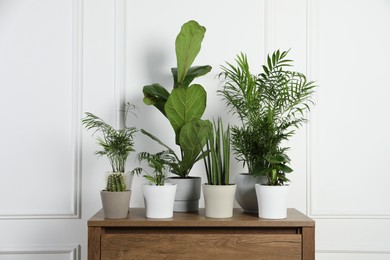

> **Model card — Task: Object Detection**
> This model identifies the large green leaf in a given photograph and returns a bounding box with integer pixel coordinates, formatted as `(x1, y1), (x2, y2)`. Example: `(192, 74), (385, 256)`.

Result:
(143, 84), (170, 116)
(165, 84), (206, 144)
(179, 119), (212, 176)
(172, 65), (212, 88)
(175, 20), (206, 84)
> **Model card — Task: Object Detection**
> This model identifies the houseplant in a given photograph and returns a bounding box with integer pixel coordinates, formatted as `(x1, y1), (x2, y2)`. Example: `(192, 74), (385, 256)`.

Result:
(132, 151), (177, 219)
(82, 103), (137, 219)
(142, 20), (212, 212)
(219, 50), (316, 216)
(218, 53), (268, 212)
(202, 117), (236, 218)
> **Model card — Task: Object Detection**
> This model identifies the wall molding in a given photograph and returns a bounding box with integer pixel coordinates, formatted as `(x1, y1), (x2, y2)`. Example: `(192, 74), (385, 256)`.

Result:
(305, 0), (390, 220)
(0, 245), (79, 260)
(114, 0), (126, 128)
(317, 249), (390, 255)
(0, 0), (83, 220)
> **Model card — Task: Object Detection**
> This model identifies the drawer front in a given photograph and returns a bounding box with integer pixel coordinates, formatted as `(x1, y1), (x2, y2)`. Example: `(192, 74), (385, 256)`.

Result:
(101, 232), (302, 259)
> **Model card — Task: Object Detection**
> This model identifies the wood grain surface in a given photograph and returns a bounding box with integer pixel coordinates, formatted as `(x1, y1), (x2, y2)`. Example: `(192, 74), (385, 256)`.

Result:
(88, 208), (315, 260)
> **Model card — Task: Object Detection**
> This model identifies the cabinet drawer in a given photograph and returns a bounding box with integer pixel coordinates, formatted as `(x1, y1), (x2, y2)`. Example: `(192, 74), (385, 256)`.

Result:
(101, 232), (302, 260)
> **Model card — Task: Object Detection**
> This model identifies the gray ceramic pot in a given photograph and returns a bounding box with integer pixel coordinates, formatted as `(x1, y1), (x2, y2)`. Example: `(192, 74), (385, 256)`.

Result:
(235, 173), (267, 213)
(166, 177), (201, 212)
(100, 190), (131, 219)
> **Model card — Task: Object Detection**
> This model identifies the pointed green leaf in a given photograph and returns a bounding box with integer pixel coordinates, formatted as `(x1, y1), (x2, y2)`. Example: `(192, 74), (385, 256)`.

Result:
(267, 154), (289, 164)
(179, 119), (212, 175)
(171, 65), (212, 88)
(279, 164), (293, 173)
(165, 84), (206, 144)
(143, 84), (170, 116)
(175, 20), (206, 84)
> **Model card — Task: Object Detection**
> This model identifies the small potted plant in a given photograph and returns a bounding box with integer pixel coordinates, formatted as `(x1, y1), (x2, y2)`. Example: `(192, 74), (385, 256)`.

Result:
(82, 103), (137, 219)
(219, 50), (316, 217)
(132, 151), (177, 219)
(142, 20), (212, 212)
(202, 118), (236, 218)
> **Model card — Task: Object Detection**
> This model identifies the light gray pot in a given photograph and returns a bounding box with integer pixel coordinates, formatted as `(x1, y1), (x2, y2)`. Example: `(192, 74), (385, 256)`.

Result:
(166, 177), (201, 212)
(203, 184), (236, 218)
(235, 173), (267, 213)
(100, 190), (131, 219)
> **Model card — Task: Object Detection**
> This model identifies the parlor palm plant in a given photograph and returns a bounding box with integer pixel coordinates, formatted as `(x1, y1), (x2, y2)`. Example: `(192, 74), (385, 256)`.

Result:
(132, 150), (175, 186)
(82, 103), (137, 191)
(219, 50), (316, 186)
(132, 150), (178, 218)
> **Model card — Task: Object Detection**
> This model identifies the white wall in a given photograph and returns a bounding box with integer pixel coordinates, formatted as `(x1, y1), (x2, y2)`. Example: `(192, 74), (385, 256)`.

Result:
(0, 0), (389, 259)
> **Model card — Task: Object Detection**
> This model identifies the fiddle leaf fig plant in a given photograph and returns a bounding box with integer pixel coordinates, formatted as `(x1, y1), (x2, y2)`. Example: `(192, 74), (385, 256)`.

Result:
(142, 20), (212, 178)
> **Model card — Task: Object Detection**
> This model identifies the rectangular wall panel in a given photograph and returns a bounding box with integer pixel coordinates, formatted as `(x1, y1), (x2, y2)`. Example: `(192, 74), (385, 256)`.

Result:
(0, 0), (81, 218)
(0, 246), (78, 260)
(317, 252), (390, 260)
(309, 0), (390, 218)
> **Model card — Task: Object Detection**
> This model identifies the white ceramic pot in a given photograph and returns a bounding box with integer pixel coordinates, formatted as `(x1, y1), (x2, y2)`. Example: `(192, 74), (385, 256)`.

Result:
(255, 184), (290, 219)
(235, 173), (268, 212)
(142, 183), (177, 219)
(203, 184), (236, 218)
(166, 177), (201, 212)
(100, 190), (131, 219)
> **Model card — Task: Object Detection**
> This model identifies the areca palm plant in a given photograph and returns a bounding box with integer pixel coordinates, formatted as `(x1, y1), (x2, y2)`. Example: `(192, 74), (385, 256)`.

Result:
(219, 50), (316, 185)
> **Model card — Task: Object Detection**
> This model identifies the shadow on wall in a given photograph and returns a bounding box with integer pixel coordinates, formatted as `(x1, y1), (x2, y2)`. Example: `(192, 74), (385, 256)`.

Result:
(144, 43), (172, 88)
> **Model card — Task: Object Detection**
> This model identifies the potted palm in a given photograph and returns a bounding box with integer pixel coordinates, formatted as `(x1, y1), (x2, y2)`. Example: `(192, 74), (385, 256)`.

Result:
(219, 50), (316, 216)
(132, 151), (177, 219)
(142, 20), (212, 212)
(202, 118), (236, 218)
(82, 103), (137, 219)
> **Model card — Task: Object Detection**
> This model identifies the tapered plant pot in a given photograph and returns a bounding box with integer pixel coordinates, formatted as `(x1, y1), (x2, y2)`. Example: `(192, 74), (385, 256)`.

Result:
(166, 177), (201, 212)
(142, 183), (177, 219)
(203, 184), (236, 218)
(235, 173), (268, 213)
(255, 184), (290, 219)
(100, 190), (131, 219)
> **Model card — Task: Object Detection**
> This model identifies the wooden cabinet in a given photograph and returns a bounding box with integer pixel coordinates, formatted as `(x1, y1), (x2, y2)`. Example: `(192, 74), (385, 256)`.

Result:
(88, 208), (315, 260)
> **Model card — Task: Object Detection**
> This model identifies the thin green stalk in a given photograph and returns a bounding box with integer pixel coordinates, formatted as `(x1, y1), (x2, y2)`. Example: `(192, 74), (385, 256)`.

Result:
(203, 117), (231, 185)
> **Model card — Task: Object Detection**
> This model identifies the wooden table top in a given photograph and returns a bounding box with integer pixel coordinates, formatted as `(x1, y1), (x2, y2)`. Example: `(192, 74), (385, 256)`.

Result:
(88, 208), (315, 228)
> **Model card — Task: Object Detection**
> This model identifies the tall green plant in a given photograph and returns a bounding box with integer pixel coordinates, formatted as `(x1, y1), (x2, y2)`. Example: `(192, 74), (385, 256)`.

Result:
(203, 118), (231, 185)
(219, 50), (316, 185)
(142, 20), (212, 177)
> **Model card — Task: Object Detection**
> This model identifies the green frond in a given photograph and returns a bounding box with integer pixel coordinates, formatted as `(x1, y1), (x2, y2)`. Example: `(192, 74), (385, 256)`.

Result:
(82, 103), (138, 173)
(219, 50), (316, 185)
